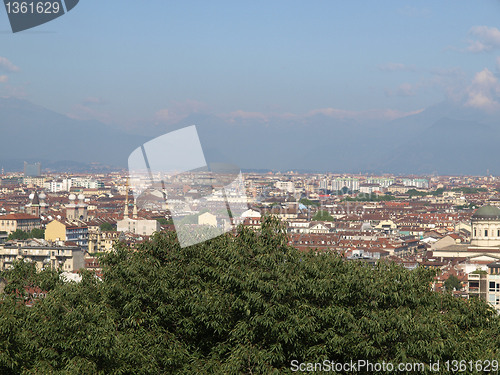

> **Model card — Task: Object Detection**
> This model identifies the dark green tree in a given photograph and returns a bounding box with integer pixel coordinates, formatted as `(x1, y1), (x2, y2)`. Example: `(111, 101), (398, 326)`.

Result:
(7, 229), (30, 241)
(407, 189), (427, 197)
(156, 217), (174, 225)
(443, 274), (462, 291)
(30, 228), (45, 239)
(0, 216), (499, 374)
(312, 209), (335, 221)
(7, 228), (45, 241)
(99, 222), (115, 231)
(299, 198), (320, 207)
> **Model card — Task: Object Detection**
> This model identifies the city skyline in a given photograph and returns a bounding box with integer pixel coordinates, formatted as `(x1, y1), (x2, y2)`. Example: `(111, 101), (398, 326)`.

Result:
(2, 3), (500, 370)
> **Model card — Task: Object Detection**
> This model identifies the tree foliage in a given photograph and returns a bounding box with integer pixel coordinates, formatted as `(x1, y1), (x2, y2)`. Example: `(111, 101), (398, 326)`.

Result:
(99, 222), (115, 231)
(451, 187), (488, 194)
(156, 217), (174, 225)
(0, 216), (499, 373)
(312, 210), (335, 221)
(299, 198), (320, 207)
(443, 274), (462, 291)
(7, 228), (45, 241)
(406, 189), (428, 197)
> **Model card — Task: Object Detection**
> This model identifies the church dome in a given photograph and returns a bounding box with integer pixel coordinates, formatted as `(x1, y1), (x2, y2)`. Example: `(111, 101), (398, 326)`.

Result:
(472, 205), (500, 220)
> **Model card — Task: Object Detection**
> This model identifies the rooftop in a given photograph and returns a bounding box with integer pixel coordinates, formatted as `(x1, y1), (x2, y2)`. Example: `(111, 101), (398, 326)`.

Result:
(472, 205), (500, 220)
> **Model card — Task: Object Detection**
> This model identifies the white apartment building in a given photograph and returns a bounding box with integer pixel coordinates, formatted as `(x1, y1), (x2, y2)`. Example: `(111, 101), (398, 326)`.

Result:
(44, 179), (73, 192)
(275, 181), (295, 193)
(0, 243), (84, 272)
(366, 178), (394, 188)
(331, 178), (359, 192)
(116, 217), (160, 236)
(402, 178), (429, 188)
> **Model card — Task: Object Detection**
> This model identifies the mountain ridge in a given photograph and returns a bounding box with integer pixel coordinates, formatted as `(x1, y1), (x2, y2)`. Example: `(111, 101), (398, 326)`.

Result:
(1, 97), (499, 174)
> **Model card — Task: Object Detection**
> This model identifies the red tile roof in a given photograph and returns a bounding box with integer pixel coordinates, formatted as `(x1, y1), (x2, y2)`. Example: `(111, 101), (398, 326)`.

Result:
(0, 213), (40, 220)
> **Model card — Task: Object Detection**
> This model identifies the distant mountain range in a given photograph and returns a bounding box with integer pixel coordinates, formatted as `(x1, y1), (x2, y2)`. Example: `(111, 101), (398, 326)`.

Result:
(0, 97), (498, 175)
(0, 97), (147, 172)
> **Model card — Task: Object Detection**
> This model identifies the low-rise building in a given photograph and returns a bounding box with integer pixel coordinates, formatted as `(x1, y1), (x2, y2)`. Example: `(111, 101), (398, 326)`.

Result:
(88, 230), (125, 253)
(0, 213), (41, 234)
(45, 220), (89, 249)
(0, 243), (84, 272)
(198, 212), (217, 227)
(116, 217), (160, 236)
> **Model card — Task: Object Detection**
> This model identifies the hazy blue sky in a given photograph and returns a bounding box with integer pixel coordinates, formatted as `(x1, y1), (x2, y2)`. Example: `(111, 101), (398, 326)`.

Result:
(1, 0), (500, 128)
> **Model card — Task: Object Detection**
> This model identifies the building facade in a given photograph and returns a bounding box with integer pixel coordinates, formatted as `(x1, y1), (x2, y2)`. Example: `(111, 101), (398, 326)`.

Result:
(0, 243), (84, 272)
(470, 205), (500, 247)
(45, 220), (89, 249)
(0, 214), (41, 234)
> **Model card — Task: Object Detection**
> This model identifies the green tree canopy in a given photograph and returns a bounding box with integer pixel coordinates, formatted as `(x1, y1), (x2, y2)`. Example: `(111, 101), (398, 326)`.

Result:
(406, 189), (427, 197)
(443, 274), (462, 291)
(451, 187), (488, 194)
(299, 198), (320, 207)
(30, 228), (45, 239)
(7, 229), (30, 241)
(0, 216), (499, 373)
(156, 217), (174, 225)
(312, 209), (335, 221)
(7, 228), (45, 241)
(99, 222), (115, 231)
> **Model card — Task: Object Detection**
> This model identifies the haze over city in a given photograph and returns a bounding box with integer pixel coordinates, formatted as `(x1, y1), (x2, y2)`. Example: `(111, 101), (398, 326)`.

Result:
(1, 1), (500, 174)
(4, 2), (500, 373)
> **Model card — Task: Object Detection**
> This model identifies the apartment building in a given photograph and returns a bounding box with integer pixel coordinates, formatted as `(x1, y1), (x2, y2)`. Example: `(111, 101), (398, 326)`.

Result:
(0, 213), (41, 234)
(0, 243), (84, 272)
(467, 264), (500, 311)
(88, 230), (125, 253)
(45, 220), (89, 249)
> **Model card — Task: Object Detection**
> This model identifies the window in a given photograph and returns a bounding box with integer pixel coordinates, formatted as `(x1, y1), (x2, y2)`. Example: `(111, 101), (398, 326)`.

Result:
(485, 230), (488, 237)
(490, 281), (495, 291)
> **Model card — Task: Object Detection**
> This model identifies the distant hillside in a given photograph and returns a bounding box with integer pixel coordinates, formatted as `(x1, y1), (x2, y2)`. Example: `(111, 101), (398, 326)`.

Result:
(1, 97), (500, 174)
(0, 97), (146, 170)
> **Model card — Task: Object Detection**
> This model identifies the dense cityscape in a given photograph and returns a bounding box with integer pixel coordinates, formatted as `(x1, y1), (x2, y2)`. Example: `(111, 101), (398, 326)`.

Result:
(1, 162), (499, 311)
(3, 1), (500, 372)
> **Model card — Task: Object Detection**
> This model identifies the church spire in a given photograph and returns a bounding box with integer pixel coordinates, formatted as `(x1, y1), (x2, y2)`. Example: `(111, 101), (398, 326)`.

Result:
(133, 197), (138, 219)
(124, 178), (129, 219)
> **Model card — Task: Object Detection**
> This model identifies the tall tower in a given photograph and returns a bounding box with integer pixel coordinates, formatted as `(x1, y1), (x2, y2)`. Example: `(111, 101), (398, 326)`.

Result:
(24, 162), (41, 177)
(124, 179), (129, 219)
(39, 192), (48, 214)
(27, 191), (40, 216)
(77, 194), (88, 221)
(133, 197), (138, 219)
(66, 194), (77, 220)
